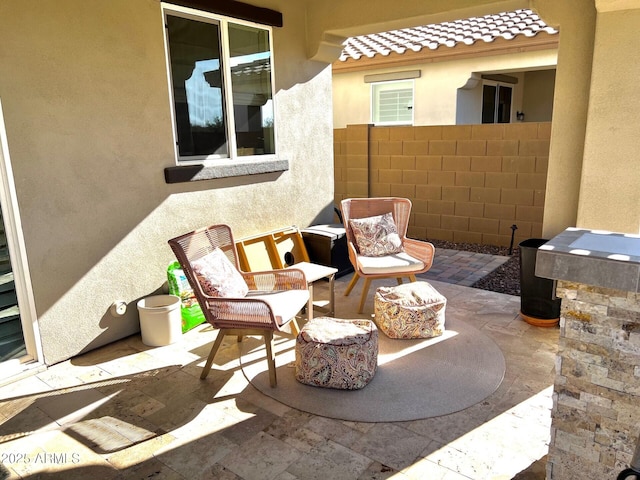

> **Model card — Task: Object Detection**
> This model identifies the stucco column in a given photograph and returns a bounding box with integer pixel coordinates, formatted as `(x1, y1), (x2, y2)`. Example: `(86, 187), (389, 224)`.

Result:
(576, 1), (640, 233)
(532, 0), (596, 238)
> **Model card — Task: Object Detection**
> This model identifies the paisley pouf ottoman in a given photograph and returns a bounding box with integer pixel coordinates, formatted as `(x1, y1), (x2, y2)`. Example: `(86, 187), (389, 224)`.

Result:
(295, 317), (378, 390)
(374, 281), (446, 339)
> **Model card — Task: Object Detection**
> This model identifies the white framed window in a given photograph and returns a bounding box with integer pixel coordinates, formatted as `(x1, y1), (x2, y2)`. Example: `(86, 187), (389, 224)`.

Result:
(371, 80), (414, 125)
(162, 4), (276, 164)
(481, 81), (512, 124)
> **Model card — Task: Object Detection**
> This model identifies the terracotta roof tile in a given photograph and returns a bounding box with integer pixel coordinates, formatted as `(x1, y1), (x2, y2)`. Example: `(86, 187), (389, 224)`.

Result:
(339, 9), (558, 62)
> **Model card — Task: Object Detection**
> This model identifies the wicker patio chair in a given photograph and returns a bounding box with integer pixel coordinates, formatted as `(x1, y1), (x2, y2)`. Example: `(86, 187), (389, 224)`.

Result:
(341, 197), (435, 313)
(168, 224), (309, 387)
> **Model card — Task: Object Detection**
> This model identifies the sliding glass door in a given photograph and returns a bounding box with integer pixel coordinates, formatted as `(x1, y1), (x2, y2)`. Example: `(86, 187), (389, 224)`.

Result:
(0, 99), (41, 381)
(0, 210), (25, 362)
(481, 82), (512, 124)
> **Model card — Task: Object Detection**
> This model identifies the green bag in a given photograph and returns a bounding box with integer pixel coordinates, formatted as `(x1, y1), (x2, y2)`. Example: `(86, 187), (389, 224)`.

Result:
(167, 262), (206, 333)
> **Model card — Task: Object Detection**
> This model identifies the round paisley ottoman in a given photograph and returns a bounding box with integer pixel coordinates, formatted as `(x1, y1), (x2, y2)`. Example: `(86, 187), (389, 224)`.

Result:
(374, 281), (446, 339)
(294, 317), (378, 390)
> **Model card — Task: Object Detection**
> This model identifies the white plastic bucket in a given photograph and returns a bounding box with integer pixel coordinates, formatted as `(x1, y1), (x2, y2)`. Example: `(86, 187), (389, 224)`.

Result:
(137, 294), (182, 346)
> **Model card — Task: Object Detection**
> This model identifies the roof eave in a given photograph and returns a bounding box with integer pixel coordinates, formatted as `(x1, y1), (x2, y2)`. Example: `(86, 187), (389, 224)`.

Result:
(333, 32), (559, 73)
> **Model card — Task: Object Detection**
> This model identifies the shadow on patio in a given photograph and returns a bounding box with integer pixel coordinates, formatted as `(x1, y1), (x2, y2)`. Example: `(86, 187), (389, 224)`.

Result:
(0, 269), (558, 479)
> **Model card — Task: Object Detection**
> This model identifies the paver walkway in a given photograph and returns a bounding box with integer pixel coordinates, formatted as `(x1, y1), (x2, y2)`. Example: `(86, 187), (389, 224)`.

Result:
(420, 248), (512, 287)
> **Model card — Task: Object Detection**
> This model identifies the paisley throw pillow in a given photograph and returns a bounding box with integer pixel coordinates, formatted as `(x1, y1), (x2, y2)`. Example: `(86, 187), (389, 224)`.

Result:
(349, 212), (403, 257)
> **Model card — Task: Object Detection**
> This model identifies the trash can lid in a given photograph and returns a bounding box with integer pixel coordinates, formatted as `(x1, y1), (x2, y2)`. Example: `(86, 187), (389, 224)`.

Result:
(519, 238), (549, 249)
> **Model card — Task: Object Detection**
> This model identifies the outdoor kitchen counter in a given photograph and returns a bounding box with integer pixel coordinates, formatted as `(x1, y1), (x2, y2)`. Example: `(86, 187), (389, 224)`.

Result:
(536, 227), (640, 292)
(536, 227), (640, 479)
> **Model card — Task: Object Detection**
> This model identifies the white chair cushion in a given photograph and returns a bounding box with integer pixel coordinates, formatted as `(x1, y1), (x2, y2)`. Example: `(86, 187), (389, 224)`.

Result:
(246, 289), (309, 325)
(357, 251), (425, 275)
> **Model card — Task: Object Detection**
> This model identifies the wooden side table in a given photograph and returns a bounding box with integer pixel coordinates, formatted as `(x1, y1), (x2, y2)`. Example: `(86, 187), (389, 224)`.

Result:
(289, 262), (338, 321)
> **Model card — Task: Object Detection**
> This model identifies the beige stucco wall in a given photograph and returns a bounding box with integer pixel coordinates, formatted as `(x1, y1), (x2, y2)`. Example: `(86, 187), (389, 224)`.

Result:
(537, 0), (640, 237)
(333, 50), (557, 128)
(533, 0), (596, 239)
(522, 69), (556, 122)
(0, 0), (334, 364)
(577, 6), (640, 233)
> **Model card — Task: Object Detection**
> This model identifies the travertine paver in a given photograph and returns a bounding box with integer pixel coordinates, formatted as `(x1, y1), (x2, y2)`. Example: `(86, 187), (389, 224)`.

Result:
(0, 263), (556, 480)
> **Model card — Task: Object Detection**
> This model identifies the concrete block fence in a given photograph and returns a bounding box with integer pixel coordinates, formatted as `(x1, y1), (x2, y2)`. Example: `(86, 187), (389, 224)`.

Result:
(334, 122), (551, 247)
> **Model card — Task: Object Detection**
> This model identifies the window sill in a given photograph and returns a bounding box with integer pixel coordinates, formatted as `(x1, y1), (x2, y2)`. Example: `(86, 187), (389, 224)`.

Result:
(164, 158), (289, 184)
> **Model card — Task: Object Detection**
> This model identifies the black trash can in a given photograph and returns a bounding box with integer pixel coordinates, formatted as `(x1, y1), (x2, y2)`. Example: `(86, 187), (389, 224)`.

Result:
(519, 238), (561, 326)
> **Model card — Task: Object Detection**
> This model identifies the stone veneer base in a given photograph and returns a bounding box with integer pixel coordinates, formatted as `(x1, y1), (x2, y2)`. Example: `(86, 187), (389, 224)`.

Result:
(546, 281), (640, 479)
(537, 228), (640, 479)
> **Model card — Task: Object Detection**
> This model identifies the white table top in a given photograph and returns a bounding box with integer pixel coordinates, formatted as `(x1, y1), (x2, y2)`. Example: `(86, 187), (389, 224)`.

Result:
(288, 261), (338, 283)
